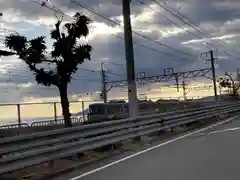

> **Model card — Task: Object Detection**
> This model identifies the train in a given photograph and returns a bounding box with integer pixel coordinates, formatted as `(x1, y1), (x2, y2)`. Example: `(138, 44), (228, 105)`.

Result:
(87, 99), (203, 123)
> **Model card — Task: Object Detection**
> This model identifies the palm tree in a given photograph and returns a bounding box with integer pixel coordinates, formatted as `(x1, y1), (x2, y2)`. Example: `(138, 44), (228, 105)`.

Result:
(0, 50), (15, 56)
(4, 13), (92, 127)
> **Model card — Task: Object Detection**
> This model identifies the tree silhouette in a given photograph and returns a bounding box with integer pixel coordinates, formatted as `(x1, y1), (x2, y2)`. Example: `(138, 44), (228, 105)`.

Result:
(0, 50), (15, 57)
(219, 78), (232, 89)
(219, 77), (240, 97)
(4, 13), (92, 127)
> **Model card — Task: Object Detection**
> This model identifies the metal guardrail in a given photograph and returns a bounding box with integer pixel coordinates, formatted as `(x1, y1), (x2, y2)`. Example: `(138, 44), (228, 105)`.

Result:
(0, 102), (239, 174)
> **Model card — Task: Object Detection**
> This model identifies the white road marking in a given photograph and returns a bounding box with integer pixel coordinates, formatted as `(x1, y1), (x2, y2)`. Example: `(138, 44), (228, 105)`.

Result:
(207, 127), (240, 135)
(70, 116), (238, 180)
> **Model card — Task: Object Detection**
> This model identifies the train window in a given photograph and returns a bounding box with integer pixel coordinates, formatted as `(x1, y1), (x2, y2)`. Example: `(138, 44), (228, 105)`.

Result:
(123, 104), (129, 113)
(89, 104), (106, 115)
(107, 104), (122, 114)
(139, 102), (152, 111)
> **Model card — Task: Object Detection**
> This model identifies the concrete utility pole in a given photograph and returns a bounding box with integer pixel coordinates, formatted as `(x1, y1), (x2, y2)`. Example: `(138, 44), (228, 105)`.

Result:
(122, 0), (139, 117)
(210, 50), (218, 100)
(101, 63), (107, 103)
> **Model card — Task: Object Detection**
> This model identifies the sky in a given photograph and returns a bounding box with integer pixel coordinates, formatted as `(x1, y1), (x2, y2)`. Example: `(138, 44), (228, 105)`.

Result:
(0, 0), (240, 122)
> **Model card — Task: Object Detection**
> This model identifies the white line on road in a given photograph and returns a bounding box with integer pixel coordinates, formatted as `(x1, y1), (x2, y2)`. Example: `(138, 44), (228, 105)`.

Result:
(70, 116), (238, 180)
(207, 127), (240, 135)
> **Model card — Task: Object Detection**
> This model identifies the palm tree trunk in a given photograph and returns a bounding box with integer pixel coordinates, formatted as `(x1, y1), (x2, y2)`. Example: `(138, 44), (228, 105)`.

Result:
(59, 85), (72, 127)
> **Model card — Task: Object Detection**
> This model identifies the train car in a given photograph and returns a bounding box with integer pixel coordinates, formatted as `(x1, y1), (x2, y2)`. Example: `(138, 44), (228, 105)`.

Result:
(87, 102), (128, 123)
(86, 99), (203, 124)
(87, 100), (158, 123)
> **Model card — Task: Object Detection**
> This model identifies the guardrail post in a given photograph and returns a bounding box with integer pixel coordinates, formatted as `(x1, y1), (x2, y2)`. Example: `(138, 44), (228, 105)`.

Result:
(133, 118), (141, 141)
(54, 102), (57, 123)
(48, 145), (55, 168)
(17, 104), (21, 127)
(82, 101), (85, 122)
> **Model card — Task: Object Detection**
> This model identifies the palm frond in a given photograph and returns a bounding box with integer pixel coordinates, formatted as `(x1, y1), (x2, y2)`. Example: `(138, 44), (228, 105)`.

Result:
(74, 44), (92, 63)
(29, 36), (46, 53)
(4, 34), (27, 53)
(35, 68), (59, 86)
(73, 13), (91, 38)
(0, 50), (15, 56)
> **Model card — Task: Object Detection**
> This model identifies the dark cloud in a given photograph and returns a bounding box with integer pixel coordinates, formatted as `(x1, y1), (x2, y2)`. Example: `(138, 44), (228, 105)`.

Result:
(163, 0), (240, 23)
(0, 0), (240, 102)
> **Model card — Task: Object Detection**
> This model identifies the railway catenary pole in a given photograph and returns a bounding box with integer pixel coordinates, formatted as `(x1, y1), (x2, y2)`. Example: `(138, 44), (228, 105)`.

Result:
(101, 63), (108, 103)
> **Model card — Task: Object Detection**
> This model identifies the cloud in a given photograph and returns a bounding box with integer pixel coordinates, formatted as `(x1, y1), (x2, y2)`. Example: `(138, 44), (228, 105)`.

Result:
(0, 0), (240, 104)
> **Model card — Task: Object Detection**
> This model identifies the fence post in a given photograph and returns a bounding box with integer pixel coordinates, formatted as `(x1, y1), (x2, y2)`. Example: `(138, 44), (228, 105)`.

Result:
(82, 101), (85, 122)
(17, 104), (21, 127)
(54, 102), (57, 123)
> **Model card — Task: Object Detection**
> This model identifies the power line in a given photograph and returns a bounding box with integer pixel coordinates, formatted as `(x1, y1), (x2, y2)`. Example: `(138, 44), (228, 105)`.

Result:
(0, 27), (17, 36)
(31, 0), (192, 63)
(103, 0), (236, 63)
(0, 72), (101, 82)
(151, 0), (240, 56)
(71, 0), (195, 58)
(163, 2), (240, 54)
(135, 0), (239, 60)
(0, 60), (101, 80)
(106, 71), (125, 77)
(0, 65), (102, 82)
(4, 72), (101, 81)
(3, 63), (99, 73)
(135, 0), (218, 51)
(32, 0), (72, 19)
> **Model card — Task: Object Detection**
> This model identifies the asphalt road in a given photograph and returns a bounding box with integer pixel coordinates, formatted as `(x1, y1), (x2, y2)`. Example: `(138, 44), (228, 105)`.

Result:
(55, 116), (240, 180)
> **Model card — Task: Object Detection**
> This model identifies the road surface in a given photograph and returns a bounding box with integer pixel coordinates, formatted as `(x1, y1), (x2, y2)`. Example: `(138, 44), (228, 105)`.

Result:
(55, 116), (240, 180)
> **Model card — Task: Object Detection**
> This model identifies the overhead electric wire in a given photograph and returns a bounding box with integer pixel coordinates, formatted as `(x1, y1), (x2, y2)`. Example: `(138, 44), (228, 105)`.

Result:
(2, 65), (101, 78)
(101, 62), (125, 70)
(106, 71), (125, 77)
(135, 0), (238, 60)
(1, 64), (102, 82)
(31, 0), (193, 63)
(162, 2), (240, 54)
(5, 72), (101, 81)
(102, 0), (236, 62)
(151, 0), (240, 56)
(32, 0), (72, 19)
(1, 72), (101, 82)
(71, 0), (195, 58)
(135, 0), (219, 51)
